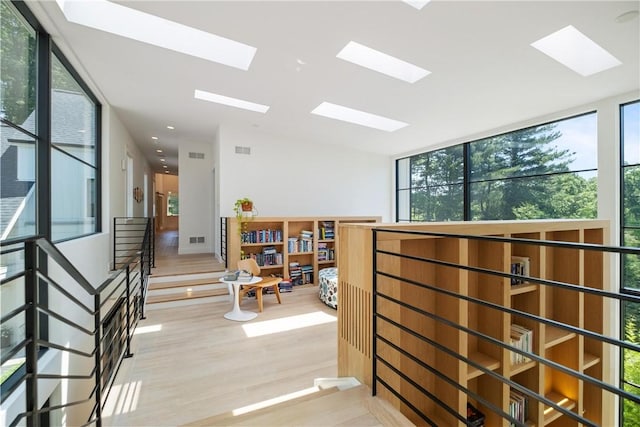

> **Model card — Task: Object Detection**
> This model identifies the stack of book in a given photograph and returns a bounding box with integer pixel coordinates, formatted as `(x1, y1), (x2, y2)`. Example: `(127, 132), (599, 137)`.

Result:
(318, 221), (335, 240)
(318, 243), (329, 261)
(289, 261), (302, 285)
(509, 389), (528, 425)
(510, 324), (533, 365)
(510, 255), (530, 285)
(298, 230), (313, 252)
(278, 280), (293, 293)
(301, 264), (313, 284)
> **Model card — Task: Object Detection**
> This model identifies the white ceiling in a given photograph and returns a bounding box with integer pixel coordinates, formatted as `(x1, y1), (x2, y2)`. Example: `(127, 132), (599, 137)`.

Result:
(30, 1), (640, 174)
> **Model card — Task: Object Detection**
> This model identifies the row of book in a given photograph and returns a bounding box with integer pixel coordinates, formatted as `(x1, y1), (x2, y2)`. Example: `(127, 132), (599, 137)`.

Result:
(318, 221), (335, 240)
(243, 251), (283, 266)
(289, 262), (313, 285)
(241, 229), (283, 244)
(510, 255), (530, 285)
(288, 237), (313, 253)
(510, 323), (533, 365)
(317, 243), (335, 261)
(509, 388), (528, 425)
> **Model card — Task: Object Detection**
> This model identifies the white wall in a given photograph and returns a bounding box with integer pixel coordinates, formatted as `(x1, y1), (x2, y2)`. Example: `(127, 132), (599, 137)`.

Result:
(178, 141), (214, 254)
(218, 125), (391, 219)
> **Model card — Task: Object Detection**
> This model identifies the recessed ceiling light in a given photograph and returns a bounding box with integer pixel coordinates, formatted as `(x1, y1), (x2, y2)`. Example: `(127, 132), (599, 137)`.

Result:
(54, 0), (256, 70)
(167, 125), (175, 130)
(163, 165), (167, 168)
(152, 136), (158, 140)
(156, 149), (163, 153)
(160, 158), (166, 162)
(531, 25), (622, 76)
(337, 41), (430, 83)
(165, 170), (170, 174)
(402, 0), (431, 10)
(310, 102), (408, 132)
(194, 89), (270, 113)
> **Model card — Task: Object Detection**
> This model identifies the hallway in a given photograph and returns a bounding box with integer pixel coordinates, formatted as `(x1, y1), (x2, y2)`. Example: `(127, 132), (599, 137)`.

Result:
(152, 229), (226, 277)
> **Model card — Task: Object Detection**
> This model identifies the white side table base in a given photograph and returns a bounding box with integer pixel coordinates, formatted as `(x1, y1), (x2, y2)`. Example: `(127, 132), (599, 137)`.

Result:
(221, 277), (262, 322)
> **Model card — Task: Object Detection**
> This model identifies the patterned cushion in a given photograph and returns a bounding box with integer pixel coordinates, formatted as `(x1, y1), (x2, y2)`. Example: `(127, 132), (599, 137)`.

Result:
(319, 267), (338, 309)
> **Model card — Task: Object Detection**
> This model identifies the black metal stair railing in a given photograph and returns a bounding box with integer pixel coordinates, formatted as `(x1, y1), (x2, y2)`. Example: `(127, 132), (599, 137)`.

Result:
(0, 219), (153, 427)
(371, 228), (640, 427)
(113, 217), (154, 272)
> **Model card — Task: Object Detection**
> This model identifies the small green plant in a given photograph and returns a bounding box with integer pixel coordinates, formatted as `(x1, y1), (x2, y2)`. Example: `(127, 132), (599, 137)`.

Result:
(233, 198), (255, 235)
(233, 197), (254, 219)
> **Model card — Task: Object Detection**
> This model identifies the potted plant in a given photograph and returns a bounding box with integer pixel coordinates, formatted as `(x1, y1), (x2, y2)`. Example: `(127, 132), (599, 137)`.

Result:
(233, 198), (256, 234)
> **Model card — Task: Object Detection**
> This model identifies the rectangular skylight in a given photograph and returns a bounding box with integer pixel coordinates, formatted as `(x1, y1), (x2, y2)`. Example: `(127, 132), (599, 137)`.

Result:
(337, 41), (430, 83)
(55, 0), (256, 70)
(531, 25), (622, 77)
(402, 0), (431, 10)
(311, 102), (408, 132)
(194, 89), (270, 113)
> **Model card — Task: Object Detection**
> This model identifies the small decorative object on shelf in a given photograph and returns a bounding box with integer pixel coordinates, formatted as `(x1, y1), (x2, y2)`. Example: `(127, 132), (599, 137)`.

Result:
(133, 187), (143, 203)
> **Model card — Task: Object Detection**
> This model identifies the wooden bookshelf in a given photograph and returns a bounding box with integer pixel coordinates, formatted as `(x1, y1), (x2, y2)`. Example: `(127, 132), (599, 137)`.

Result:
(227, 216), (380, 285)
(337, 220), (612, 427)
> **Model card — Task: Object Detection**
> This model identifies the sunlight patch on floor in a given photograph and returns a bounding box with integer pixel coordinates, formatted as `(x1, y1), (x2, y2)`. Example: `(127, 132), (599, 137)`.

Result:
(133, 324), (162, 335)
(102, 380), (142, 416)
(232, 386), (320, 416)
(242, 311), (336, 337)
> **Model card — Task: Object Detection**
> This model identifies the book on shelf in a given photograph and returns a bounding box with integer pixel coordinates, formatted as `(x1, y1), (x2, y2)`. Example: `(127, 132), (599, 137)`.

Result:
(510, 323), (533, 365)
(289, 261), (303, 285)
(467, 402), (485, 427)
(241, 229), (283, 244)
(510, 255), (530, 285)
(509, 388), (528, 425)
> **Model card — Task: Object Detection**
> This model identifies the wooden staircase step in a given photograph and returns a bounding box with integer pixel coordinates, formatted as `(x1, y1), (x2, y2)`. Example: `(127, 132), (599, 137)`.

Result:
(148, 277), (225, 291)
(182, 386), (340, 427)
(146, 287), (229, 304)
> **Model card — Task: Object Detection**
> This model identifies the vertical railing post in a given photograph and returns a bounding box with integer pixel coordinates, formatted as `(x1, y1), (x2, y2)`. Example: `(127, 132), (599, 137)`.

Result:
(124, 265), (133, 358)
(93, 294), (103, 427)
(371, 229), (378, 397)
(24, 240), (39, 427)
(151, 217), (155, 268)
(112, 217), (116, 271)
(140, 254), (146, 321)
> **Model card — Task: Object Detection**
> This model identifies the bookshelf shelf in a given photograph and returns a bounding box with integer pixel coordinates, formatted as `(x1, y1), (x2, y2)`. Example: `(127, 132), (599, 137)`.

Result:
(467, 351), (501, 380)
(288, 251), (314, 256)
(511, 283), (537, 296)
(241, 242), (283, 247)
(543, 391), (576, 425)
(583, 352), (601, 370)
(544, 326), (576, 349)
(510, 360), (537, 376)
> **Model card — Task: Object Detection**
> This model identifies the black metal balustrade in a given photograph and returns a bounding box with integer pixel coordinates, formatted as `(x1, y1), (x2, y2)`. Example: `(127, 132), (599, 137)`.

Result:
(1, 218), (153, 427)
(113, 217), (154, 272)
(371, 228), (640, 427)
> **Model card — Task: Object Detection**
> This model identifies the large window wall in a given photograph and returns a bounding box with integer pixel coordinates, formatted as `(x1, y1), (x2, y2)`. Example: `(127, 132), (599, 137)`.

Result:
(396, 112), (597, 222)
(0, 0), (101, 243)
(621, 100), (640, 426)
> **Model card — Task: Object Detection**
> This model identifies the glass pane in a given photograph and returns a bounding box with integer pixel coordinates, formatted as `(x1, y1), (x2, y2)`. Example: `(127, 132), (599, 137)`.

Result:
(623, 229), (640, 291)
(623, 301), (640, 426)
(0, 1), (36, 132)
(470, 172), (597, 220)
(623, 101), (640, 166)
(397, 189), (410, 221)
(51, 150), (97, 241)
(0, 132), (36, 240)
(51, 55), (97, 166)
(411, 184), (463, 222)
(470, 113), (597, 181)
(624, 166), (640, 227)
(411, 145), (463, 189)
(167, 192), (179, 216)
(397, 157), (410, 190)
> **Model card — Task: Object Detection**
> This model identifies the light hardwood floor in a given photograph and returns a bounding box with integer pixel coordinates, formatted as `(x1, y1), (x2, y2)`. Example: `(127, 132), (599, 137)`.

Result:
(103, 286), (339, 426)
(152, 229), (226, 276)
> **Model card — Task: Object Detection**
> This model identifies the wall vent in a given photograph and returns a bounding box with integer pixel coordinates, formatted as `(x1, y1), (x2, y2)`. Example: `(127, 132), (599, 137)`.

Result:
(197, 236), (205, 243)
(188, 152), (205, 159)
(189, 237), (197, 244)
(235, 146), (251, 155)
